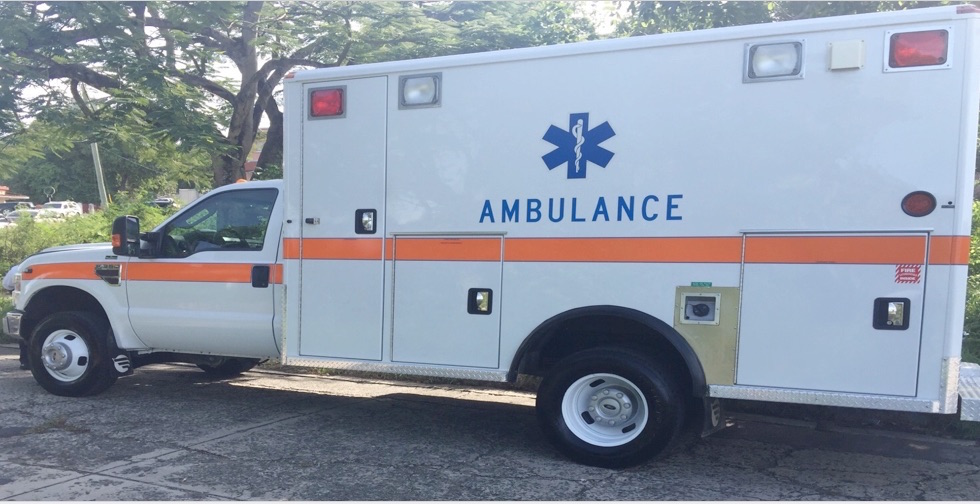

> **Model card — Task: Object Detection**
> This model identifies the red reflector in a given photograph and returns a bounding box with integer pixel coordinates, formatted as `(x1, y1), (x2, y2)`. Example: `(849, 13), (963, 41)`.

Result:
(901, 191), (937, 217)
(310, 88), (344, 117)
(889, 30), (948, 68)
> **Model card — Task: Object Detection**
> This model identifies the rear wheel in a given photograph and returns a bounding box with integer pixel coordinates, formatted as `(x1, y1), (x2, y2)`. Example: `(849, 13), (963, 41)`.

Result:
(29, 312), (117, 397)
(196, 358), (259, 378)
(536, 347), (685, 468)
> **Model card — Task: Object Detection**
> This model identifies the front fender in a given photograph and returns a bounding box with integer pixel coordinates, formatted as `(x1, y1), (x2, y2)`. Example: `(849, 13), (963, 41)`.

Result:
(19, 264), (144, 350)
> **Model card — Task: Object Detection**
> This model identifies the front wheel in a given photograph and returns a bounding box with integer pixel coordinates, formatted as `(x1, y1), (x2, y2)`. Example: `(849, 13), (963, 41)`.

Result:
(29, 312), (117, 397)
(536, 347), (686, 468)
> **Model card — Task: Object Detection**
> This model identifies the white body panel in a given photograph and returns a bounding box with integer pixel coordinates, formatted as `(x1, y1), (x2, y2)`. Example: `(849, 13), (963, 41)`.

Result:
(296, 76), (387, 360)
(125, 261), (279, 357)
(390, 238), (503, 368)
(737, 233), (928, 396)
(125, 181), (283, 358)
(280, 6), (980, 411)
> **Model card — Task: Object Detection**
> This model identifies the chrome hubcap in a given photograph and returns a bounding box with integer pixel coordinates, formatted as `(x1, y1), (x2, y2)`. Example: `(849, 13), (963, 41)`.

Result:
(42, 341), (72, 371)
(562, 373), (649, 447)
(40, 330), (90, 383)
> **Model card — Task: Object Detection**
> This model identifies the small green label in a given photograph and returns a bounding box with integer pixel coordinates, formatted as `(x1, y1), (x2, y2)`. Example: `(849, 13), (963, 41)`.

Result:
(690, 282), (713, 287)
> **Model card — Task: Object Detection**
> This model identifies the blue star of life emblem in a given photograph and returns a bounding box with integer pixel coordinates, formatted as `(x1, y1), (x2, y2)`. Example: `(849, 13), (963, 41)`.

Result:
(542, 112), (615, 179)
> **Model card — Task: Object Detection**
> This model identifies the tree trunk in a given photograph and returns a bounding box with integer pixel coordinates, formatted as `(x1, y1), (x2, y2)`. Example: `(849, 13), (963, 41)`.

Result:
(212, 1), (264, 187)
(211, 148), (244, 187)
(255, 96), (283, 175)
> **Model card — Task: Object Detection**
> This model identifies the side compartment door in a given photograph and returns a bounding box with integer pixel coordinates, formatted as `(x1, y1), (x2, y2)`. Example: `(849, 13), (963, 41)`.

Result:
(126, 187), (281, 357)
(391, 236), (503, 369)
(297, 77), (387, 360)
(736, 232), (927, 396)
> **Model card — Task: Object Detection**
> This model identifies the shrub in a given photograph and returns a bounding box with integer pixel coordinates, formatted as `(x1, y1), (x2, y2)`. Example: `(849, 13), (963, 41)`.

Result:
(0, 194), (174, 275)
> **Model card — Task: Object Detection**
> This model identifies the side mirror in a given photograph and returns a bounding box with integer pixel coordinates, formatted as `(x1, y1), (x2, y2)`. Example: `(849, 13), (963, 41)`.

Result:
(111, 216), (140, 256)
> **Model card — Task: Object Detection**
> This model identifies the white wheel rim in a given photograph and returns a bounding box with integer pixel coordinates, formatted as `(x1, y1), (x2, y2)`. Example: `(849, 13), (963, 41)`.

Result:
(40, 330), (91, 383)
(561, 373), (649, 447)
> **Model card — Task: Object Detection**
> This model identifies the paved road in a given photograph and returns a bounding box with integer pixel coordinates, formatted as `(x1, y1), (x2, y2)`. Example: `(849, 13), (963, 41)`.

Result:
(1, 344), (979, 500)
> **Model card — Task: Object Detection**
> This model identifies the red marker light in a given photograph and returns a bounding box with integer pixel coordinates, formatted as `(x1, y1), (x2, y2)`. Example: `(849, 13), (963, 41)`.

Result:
(310, 88), (344, 117)
(889, 30), (948, 68)
(901, 191), (937, 217)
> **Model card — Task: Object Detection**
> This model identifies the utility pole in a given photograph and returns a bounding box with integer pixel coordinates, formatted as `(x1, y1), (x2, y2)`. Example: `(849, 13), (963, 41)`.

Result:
(90, 143), (109, 208)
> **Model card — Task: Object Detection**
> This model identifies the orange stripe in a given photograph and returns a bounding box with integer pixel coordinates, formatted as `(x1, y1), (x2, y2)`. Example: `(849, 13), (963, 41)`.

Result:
(395, 238), (501, 262)
(16, 236), (971, 287)
(744, 236), (927, 265)
(126, 263), (255, 283)
(928, 235), (971, 265)
(21, 262), (285, 284)
(283, 238), (301, 259)
(505, 237), (743, 263)
(282, 235), (970, 265)
(284, 238), (383, 260)
(21, 263), (102, 281)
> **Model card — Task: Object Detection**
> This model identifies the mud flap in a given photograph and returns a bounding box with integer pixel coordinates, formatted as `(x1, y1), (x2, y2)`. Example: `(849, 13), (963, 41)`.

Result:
(700, 398), (726, 437)
(111, 354), (134, 376)
(104, 332), (134, 377)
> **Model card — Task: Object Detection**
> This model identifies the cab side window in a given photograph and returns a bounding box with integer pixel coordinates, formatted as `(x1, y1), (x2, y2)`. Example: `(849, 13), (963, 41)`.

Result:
(159, 188), (278, 258)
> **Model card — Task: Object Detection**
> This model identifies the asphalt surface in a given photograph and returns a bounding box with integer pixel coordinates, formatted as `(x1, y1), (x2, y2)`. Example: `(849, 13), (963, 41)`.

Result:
(2, 343), (980, 500)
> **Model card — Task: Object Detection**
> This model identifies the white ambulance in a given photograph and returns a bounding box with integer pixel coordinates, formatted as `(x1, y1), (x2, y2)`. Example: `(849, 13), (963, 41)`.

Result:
(5, 5), (980, 468)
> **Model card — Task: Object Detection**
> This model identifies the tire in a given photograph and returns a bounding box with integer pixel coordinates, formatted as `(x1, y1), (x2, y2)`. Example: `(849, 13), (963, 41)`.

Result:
(29, 311), (117, 397)
(196, 358), (258, 378)
(536, 347), (686, 468)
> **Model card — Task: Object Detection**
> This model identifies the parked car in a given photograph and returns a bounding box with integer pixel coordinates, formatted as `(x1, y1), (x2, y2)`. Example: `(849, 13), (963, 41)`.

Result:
(37, 201), (82, 218)
(150, 197), (176, 208)
(0, 202), (35, 215)
(3, 209), (39, 221)
(0, 209), (38, 227)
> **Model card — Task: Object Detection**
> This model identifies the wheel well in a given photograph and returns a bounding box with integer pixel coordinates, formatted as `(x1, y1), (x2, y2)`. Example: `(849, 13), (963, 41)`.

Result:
(21, 287), (109, 343)
(511, 306), (706, 397)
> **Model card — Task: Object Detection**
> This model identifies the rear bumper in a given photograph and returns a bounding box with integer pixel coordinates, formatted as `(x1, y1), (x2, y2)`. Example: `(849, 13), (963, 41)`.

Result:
(3, 310), (23, 342)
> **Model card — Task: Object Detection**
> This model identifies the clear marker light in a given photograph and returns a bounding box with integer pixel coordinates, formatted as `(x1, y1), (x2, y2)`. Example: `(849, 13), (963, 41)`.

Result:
(749, 42), (802, 78)
(402, 76), (438, 106)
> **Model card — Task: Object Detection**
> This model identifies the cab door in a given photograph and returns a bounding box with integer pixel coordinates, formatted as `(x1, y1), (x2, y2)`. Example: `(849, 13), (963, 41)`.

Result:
(125, 187), (282, 358)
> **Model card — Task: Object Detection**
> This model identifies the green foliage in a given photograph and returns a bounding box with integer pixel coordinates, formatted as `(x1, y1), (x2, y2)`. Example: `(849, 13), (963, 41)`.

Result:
(616, 1), (952, 36)
(0, 294), (12, 342)
(0, 89), (213, 200)
(964, 201), (980, 362)
(347, 2), (596, 63)
(618, 1), (772, 35)
(0, 1), (600, 188)
(0, 193), (173, 275)
(251, 164), (282, 181)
